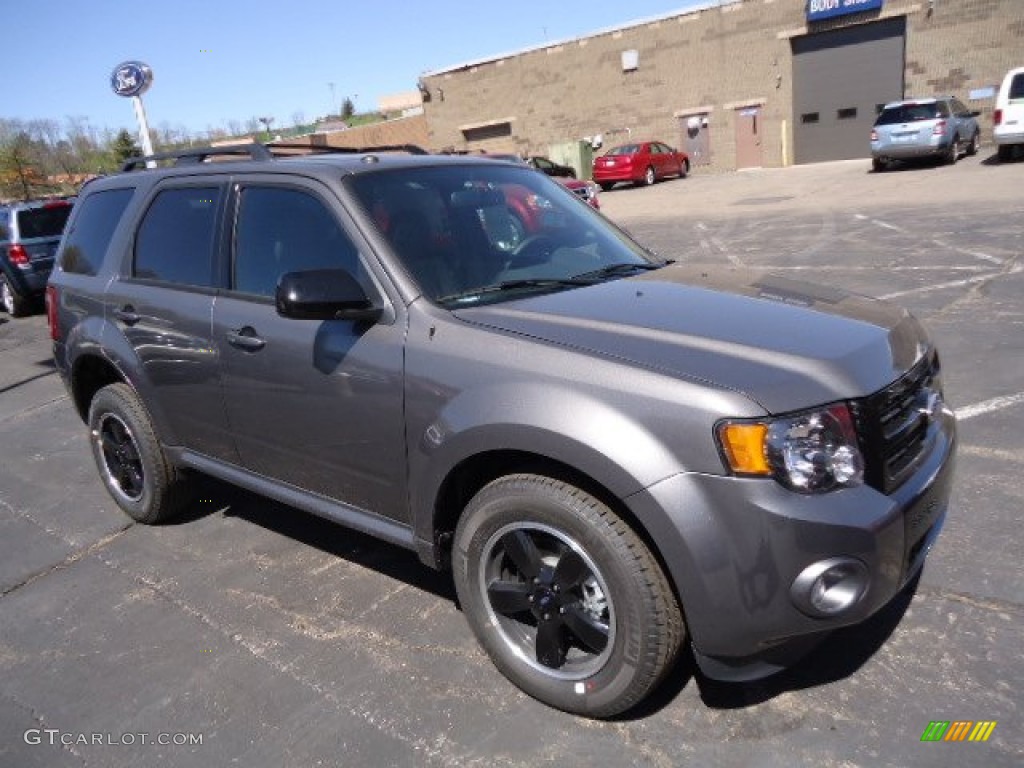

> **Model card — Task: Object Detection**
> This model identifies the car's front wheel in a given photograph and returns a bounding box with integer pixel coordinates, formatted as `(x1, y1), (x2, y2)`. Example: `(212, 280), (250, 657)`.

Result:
(88, 383), (193, 524)
(453, 474), (684, 717)
(641, 166), (656, 186)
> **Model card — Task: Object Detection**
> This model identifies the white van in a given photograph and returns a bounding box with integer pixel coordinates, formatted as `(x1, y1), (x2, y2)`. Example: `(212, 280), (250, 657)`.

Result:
(994, 66), (1024, 161)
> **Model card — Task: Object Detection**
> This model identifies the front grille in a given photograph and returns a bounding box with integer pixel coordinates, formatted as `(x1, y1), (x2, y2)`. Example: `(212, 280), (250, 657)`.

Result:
(853, 353), (939, 494)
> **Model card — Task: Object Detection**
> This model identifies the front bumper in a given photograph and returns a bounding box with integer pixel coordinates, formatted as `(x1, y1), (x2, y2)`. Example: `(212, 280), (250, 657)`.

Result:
(624, 407), (956, 681)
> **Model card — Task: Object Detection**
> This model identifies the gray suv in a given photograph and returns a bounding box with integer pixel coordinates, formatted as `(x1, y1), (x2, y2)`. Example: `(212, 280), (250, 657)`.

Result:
(48, 143), (956, 717)
(1, 197), (74, 316)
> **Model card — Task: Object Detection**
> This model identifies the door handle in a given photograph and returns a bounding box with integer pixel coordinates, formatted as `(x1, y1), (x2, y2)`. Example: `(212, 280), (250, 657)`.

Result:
(226, 327), (266, 351)
(113, 305), (141, 325)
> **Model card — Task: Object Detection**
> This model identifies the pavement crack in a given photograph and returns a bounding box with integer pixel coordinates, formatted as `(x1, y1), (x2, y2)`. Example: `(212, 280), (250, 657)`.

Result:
(915, 585), (1023, 616)
(2, 691), (88, 766)
(0, 502), (133, 599)
(90, 556), (482, 766)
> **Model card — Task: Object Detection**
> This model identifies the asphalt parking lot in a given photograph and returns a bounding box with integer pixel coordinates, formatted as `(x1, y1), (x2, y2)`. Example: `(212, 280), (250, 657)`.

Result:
(1, 150), (1021, 767)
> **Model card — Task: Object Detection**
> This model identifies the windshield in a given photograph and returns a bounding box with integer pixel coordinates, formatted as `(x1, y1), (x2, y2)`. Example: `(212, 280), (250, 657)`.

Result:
(348, 164), (656, 306)
(16, 203), (73, 239)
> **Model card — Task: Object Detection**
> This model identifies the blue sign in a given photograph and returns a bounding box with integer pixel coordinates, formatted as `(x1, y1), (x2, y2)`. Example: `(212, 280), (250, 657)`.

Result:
(807, 0), (883, 22)
(110, 61), (153, 98)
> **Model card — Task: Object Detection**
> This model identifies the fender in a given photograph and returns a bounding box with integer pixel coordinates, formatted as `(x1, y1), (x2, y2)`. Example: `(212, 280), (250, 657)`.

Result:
(408, 379), (685, 553)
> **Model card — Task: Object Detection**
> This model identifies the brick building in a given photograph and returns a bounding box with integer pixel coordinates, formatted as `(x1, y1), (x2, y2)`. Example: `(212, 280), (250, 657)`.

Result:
(419, 0), (1022, 172)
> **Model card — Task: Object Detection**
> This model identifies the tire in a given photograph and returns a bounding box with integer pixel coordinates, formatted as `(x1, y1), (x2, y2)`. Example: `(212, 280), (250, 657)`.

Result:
(453, 474), (684, 718)
(1, 275), (31, 318)
(598, 182), (613, 192)
(88, 383), (192, 524)
(967, 131), (980, 156)
(997, 145), (1013, 162)
(641, 166), (656, 186)
(944, 136), (959, 165)
(680, 159), (690, 179)
(872, 157), (886, 173)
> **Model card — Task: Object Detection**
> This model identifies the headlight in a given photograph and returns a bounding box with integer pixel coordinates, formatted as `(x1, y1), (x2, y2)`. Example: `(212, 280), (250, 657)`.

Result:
(716, 404), (864, 494)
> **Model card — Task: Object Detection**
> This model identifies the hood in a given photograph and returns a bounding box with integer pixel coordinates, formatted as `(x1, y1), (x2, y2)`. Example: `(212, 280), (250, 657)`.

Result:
(452, 265), (930, 414)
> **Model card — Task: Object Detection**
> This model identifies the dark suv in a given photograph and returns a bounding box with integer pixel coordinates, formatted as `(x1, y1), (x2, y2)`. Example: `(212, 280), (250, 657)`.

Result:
(1, 197), (74, 316)
(48, 143), (956, 717)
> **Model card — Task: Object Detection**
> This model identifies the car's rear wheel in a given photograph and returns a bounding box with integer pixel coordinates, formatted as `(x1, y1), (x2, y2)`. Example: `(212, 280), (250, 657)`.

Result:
(1, 276), (31, 318)
(945, 136), (959, 165)
(642, 166), (656, 186)
(453, 474), (684, 717)
(997, 145), (1013, 162)
(88, 383), (193, 524)
(598, 182), (613, 192)
(680, 159), (690, 178)
(872, 158), (887, 173)
(967, 131), (980, 156)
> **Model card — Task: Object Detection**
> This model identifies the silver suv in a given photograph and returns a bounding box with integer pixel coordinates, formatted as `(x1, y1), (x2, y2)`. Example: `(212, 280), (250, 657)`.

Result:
(871, 96), (981, 171)
(48, 143), (956, 717)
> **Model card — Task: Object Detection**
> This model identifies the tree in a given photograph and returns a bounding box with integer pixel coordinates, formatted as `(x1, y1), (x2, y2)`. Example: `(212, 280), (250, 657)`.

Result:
(0, 131), (48, 200)
(111, 129), (142, 166)
(341, 98), (355, 120)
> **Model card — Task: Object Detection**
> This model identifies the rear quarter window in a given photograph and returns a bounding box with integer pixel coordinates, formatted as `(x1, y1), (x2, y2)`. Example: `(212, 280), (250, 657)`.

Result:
(1010, 74), (1024, 100)
(59, 189), (134, 276)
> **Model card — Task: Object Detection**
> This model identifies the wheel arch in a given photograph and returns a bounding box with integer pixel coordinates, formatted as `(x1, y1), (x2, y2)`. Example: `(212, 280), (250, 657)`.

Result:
(417, 448), (687, 620)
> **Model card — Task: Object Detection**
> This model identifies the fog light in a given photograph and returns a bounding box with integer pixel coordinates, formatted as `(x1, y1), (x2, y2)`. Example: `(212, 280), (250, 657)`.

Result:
(791, 558), (868, 618)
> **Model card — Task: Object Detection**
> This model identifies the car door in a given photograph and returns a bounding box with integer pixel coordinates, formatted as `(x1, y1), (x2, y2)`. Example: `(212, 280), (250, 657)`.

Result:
(211, 178), (407, 520)
(104, 181), (237, 460)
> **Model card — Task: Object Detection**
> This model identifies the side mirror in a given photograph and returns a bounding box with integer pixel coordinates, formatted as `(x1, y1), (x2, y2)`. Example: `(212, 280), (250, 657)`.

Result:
(276, 269), (381, 322)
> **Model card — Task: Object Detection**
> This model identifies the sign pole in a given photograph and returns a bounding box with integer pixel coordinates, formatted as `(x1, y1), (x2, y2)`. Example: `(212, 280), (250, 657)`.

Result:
(131, 95), (157, 168)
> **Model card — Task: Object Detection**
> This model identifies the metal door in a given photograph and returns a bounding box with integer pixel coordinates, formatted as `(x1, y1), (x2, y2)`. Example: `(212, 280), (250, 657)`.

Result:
(791, 17), (906, 164)
(735, 107), (763, 169)
(681, 115), (711, 167)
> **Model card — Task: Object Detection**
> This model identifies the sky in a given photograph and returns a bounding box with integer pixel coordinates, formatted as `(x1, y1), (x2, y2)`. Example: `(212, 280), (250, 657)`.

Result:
(1, 0), (709, 138)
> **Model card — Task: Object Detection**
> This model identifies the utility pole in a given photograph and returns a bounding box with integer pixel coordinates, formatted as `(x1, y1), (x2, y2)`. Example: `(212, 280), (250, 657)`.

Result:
(328, 82), (337, 117)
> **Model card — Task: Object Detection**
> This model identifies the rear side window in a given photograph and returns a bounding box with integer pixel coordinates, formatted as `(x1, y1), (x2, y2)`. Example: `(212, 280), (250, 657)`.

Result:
(16, 204), (72, 239)
(134, 187), (220, 287)
(59, 188), (134, 276)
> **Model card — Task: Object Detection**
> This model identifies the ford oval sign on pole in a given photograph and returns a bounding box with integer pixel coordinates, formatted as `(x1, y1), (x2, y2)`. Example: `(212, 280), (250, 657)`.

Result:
(110, 61), (156, 167)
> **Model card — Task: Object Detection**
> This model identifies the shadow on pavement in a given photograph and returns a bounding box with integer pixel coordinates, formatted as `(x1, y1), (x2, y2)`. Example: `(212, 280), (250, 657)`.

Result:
(696, 572), (920, 709)
(177, 473), (456, 603)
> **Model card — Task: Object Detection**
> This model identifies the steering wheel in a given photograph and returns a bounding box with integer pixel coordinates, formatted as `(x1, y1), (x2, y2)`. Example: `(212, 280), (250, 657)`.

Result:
(507, 234), (557, 268)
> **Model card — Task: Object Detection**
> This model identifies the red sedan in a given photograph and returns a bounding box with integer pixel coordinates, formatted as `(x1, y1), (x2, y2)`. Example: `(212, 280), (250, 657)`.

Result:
(592, 141), (689, 190)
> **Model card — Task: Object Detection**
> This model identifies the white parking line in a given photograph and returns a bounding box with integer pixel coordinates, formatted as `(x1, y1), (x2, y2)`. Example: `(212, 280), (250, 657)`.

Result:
(878, 265), (1022, 299)
(930, 239), (1004, 265)
(956, 392), (1024, 421)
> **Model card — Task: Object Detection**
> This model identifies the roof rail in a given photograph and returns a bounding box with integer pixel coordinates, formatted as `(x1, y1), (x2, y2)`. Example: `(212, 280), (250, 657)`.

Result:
(267, 142), (429, 156)
(121, 144), (274, 172)
(120, 142), (432, 172)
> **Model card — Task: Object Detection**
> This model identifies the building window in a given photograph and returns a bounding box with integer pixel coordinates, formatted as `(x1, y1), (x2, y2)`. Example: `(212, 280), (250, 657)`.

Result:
(801, 113), (820, 124)
(837, 107), (857, 119)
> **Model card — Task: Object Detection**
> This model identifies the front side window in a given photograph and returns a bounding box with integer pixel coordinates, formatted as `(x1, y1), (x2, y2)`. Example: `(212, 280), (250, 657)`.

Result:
(134, 187), (220, 286)
(233, 186), (362, 298)
(349, 165), (657, 307)
(59, 188), (134, 276)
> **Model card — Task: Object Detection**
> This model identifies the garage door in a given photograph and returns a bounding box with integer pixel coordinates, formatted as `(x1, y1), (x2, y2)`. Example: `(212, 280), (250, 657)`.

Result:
(791, 17), (906, 164)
